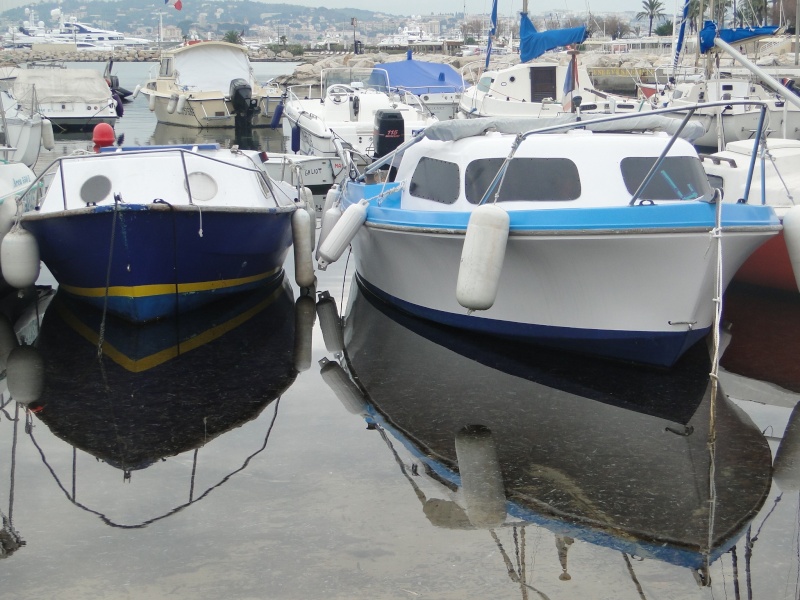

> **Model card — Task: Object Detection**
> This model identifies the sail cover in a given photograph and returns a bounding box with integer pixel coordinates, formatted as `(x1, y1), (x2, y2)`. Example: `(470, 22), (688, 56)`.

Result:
(699, 20), (781, 54)
(519, 13), (587, 63)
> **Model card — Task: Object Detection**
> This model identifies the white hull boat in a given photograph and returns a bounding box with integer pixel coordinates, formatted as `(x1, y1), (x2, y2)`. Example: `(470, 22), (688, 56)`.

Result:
(317, 107), (783, 367)
(282, 67), (437, 162)
(138, 41), (283, 129)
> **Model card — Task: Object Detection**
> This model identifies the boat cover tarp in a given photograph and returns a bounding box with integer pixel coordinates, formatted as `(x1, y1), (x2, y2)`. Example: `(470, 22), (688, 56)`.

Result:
(172, 43), (254, 92)
(699, 20), (781, 54)
(14, 68), (112, 103)
(419, 113), (707, 143)
(371, 58), (464, 94)
(520, 13), (587, 63)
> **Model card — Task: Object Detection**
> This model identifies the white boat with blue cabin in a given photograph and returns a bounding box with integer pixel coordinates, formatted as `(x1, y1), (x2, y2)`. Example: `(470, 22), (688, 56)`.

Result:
(316, 104), (785, 367)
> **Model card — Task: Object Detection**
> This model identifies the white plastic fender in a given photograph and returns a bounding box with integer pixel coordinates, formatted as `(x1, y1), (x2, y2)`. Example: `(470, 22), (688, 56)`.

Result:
(319, 357), (368, 415)
(783, 204), (800, 292)
(454, 425), (506, 528)
(316, 206), (342, 261)
(0, 314), (18, 373)
(176, 94), (187, 114)
(456, 204), (510, 311)
(773, 402), (800, 491)
(317, 199), (368, 270)
(132, 84), (141, 99)
(291, 207), (315, 289)
(148, 92), (156, 112)
(1, 228), (40, 289)
(41, 118), (55, 150)
(7, 345), (44, 404)
(293, 294), (316, 372)
(166, 93), (179, 114)
(316, 290), (344, 354)
(300, 187), (316, 248)
(0, 196), (18, 239)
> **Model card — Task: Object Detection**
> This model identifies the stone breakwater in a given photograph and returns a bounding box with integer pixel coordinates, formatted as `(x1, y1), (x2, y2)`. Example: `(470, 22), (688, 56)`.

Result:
(0, 46), (299, 64)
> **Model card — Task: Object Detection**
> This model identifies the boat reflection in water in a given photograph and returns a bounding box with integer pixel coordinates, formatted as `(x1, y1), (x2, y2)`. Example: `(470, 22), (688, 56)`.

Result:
(19, 276), (300, 528)
(323, 281), (773, 586)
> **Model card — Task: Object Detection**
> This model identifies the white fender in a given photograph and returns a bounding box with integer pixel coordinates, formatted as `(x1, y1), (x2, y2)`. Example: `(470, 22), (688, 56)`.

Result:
(773, 402), (800, 491)
(293, 294), (316, 372)
(132, 84), (141, 99)
(455, 425), (506, 528)
(783, 205), (800, 292)
(317, 199), (367, 270)
(166, 93), (179, 114)
(319, 357), (368, 415)
(176, 94), (187, 114)
(0, 314), (18, 373)
(300, 187), (316, 248)
(40, 118), (55, 150)
(7, 345), (44, 405)
(1, 228), (40, 289)
(291, 207), (315, 289)
(316, 290), (344, 355)
(456, 204), (510, 311)
(0, 196), (18, 239)
(148, 92), (156, 112)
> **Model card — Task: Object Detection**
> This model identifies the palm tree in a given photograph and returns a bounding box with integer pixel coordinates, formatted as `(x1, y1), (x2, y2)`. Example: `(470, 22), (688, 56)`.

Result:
(637, 0), (666, 36)
(223, 30), (242, 45)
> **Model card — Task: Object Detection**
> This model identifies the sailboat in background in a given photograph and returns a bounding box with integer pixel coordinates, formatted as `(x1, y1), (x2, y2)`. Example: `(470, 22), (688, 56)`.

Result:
(458, 0), (647, 118)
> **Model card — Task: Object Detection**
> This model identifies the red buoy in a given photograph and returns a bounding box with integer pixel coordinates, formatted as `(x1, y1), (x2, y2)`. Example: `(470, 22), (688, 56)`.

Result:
(92, 123), (115, 152)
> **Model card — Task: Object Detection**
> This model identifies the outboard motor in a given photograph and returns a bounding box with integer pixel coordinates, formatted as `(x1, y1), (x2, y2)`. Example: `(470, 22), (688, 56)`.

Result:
(230, 78), (254, 116)
(230, 78), (259, 137)
(373, 109), (404, 159)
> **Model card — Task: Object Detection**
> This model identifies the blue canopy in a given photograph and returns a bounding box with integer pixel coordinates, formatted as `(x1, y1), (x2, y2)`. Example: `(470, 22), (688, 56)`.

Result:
(519, 12), (587, 63)
(371, 55), (464, 94)
(699, 20), (781, 53)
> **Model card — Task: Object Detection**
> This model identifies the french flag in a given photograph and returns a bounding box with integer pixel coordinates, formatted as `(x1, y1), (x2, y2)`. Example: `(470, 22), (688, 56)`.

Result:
(165, 0), (182, 10)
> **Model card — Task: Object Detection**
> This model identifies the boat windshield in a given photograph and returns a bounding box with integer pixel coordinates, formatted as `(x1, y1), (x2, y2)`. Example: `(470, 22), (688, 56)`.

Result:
(465, 157), (581, 203)
(621, 156), (712, 201)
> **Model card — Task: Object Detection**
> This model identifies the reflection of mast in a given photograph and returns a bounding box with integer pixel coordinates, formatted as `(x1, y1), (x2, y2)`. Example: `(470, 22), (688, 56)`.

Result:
(1, 403), (24, 558)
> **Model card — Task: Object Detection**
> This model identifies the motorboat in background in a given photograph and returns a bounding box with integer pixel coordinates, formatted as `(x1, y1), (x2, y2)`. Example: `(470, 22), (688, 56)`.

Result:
(322, 281), (772, 579)
(317, 107), (783, 367)
(137, 41), (283, 129)
(13, 67), (118, 132)
(374, 52), (465, 121)
(4, 7), (151, 49)
(8, 143), (309, 323)
(282, 67), (437, 163)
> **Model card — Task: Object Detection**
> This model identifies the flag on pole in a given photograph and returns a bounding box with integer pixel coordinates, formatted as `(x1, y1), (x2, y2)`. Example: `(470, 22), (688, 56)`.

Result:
(165, 0), (182, 11)
(562, 56), (575, 111)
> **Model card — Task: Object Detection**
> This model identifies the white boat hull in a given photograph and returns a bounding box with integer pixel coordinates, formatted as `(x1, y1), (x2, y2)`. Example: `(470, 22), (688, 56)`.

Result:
(351, 224), (772, 366)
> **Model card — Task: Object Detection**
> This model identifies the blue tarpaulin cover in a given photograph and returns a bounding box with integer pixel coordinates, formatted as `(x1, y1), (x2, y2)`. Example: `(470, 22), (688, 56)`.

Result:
(370, 56), (464, 94)
(699, 20), (780, 53)
(519, 13), (587, 63)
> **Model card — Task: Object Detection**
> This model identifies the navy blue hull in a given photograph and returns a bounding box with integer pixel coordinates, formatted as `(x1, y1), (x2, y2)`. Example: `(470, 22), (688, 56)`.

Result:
(23, 205), (294, 322)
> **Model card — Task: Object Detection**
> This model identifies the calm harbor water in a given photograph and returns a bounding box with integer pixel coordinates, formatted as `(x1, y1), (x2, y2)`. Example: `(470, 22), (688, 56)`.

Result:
(1, 61), (800, 600)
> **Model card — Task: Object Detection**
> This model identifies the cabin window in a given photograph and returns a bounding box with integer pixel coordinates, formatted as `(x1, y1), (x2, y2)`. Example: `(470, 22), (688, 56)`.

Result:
(621, 156), (712, 200)
(408, 157), (460, 204)
(477, 76), (492, 93)
(159, 58), (173, 77)
(465, 158), (581, 203)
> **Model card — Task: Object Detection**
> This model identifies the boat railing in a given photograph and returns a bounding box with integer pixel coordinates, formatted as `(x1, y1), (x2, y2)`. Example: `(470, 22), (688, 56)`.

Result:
(357, 99), (771, 206)
(24, 146), (299, 212)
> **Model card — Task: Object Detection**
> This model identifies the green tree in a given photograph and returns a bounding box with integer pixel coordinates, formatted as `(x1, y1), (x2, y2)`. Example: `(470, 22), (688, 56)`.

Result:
(223, 30), (243, 45)
(637, 0), (666, 36)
